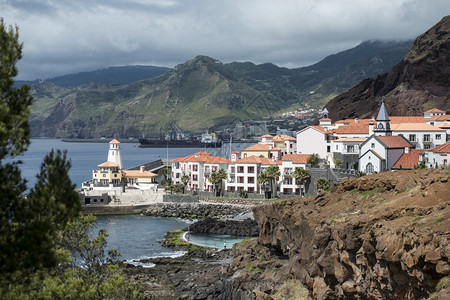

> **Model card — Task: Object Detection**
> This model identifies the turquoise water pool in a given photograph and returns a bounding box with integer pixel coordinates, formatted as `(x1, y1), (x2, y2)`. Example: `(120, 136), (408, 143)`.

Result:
(184, 232), (252, 249)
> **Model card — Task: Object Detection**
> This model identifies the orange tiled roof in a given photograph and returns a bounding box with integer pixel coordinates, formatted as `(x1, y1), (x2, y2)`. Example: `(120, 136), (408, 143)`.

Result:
(242, 144), (281, 151)
(310, 126), (327, 133)
(109, 139), (120, 144)
(123, 170), (157, 178)
(282, 154), (311, 164)
(231, 151), (240, 154)
(98, 161), (119, 167)
(392, 149), (424, 169)
(319, 118), (332, 121)
(172, 152), (231, 164)
(437, 123), (450, 129)
(391, 123), (445, 132)
(389, 116), (426, 124)
(378, 136), (411, 148)
(425, 108), (446, 113)
(429, 115), (450, 121)
(261, 134), (273, 138)
(235, 155), (281, 165)
(334, 125), (369, 134)
(427, 142), (450, 154)
(273, 134), (296, 141)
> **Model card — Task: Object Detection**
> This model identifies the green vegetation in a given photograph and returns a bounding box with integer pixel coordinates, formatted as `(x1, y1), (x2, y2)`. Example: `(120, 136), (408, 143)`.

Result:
(292, 167), (310, 192)
(273, 279), (309, 300)
(334, 159), (343, 168)
(429, 276), (450, 300)
(315, 178), (330, 191)
(265, 166), (281, 198)
(307, 153), (320, 167)
(434, 214), (446, 224)
(0, 20), (141, 298)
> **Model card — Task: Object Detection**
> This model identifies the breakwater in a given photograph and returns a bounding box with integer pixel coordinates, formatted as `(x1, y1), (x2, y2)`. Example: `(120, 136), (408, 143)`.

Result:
(142, 203), (254, 219)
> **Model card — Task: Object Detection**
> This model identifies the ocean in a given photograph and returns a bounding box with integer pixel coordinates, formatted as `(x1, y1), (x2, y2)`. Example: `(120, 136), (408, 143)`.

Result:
(7, 139), (246, 264)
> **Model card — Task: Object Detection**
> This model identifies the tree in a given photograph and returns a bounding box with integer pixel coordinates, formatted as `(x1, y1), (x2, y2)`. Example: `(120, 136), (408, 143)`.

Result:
(158, 167), (170, 185)
(216, 168), (228, 196)
(257, 172), (269, 195)
(315, 178), (330, 192)
(334, 159), (343, 168)
(265, 165), (281, 198)
(307, 153), (320, 167)
(180, 173), (189, 193)
(292, 167), (310, 195)
(208, 171), (221, 196)
(0, 20), (141, 298)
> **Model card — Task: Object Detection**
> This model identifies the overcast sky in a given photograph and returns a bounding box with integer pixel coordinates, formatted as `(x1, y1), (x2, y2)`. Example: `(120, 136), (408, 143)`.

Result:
(2, 0), (449, 80)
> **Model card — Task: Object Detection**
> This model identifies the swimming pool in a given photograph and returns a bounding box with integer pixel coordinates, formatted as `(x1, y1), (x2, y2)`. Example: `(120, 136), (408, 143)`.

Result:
(183, 232), (252, 249)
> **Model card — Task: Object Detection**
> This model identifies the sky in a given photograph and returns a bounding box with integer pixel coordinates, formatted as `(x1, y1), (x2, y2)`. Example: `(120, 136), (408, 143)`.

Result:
(2, 0), (449, 80)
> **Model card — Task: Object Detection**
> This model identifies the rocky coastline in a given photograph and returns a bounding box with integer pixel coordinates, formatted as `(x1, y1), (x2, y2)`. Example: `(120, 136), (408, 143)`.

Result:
(125, 168), (449, 300)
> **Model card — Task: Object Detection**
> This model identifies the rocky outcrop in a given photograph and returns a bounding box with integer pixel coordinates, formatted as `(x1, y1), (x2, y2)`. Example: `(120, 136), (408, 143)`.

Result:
(142, 203), (252, 219)
(246, 168), (449, 299)
(185, 218), (259, 236)
(325, 15), (450, 121)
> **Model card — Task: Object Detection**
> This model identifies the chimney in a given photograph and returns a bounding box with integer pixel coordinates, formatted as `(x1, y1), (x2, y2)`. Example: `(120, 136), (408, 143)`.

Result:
(140, 166), (145, 173)
(355, 118), (359, 123)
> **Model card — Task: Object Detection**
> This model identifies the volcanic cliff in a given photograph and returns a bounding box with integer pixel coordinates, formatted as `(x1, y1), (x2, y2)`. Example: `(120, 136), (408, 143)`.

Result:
(220, 168), (449, 299)
(325, 15), (450, 121)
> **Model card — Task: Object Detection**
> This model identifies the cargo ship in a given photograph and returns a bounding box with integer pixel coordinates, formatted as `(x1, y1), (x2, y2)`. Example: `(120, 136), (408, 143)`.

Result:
(138, 131), (222, 148)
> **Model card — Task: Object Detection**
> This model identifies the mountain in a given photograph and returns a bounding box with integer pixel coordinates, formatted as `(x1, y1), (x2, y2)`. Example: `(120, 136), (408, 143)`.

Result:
(325, 16), (450, 121)
(16, 65), (170, 88)
(28, 40), (412, 138)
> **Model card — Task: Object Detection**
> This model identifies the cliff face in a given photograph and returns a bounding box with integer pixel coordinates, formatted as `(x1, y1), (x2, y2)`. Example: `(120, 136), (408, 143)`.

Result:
(325, 16), (450, 121)
(222, 169), (449, 299)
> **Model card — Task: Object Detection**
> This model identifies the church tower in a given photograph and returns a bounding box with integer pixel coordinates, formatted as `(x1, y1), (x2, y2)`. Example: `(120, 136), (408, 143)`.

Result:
(374, 102), (392, 136)
(107, 139), (123, 169)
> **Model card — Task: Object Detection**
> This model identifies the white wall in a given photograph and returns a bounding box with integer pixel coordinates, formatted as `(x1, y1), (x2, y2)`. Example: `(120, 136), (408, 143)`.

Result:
(297, 127), (327, 158)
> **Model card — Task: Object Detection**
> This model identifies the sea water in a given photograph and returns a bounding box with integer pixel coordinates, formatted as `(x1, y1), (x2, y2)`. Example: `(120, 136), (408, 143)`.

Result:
(8, 139), (248, 263)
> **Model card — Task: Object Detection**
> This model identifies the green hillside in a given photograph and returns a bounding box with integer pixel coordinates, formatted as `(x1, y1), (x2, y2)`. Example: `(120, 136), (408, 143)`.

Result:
(28, 40), (413, 138)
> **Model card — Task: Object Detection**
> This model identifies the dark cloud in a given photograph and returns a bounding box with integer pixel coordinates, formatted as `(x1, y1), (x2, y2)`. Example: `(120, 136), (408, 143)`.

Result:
(1, 0), (448, 79)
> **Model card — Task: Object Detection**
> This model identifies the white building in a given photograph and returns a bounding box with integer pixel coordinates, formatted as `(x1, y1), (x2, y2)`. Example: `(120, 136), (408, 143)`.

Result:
(391, 123), (446, 149)
(359, 135), (412, 174)
(280, 154), (311, 195)
(296, 126), (331, 158)
(227, 156), (281, 194)
(171, 151), (231, 191)
(422, 142), (450, 168)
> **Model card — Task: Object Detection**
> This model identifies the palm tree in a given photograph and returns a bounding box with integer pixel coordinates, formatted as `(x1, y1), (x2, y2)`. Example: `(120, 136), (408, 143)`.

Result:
(180, 173), (189, 194)
(315, 178), (330, 192)
(158, 167), (170, 185)
(257, 172), (269, 196)
(216, 168), (228, 196)
(292, 167), (310, 196)
(265, 165), (280, 198)
(208, 171), (221, 196)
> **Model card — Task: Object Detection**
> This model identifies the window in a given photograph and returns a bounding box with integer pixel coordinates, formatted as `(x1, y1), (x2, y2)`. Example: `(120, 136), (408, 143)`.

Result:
(284, 178), (293, 185)
(365, 162), (374, 174)
(176, 173), (180, 178)
(327, 146), (331, 153)
(248, 177), (255, 184)
(409, 134), (416, 142)
(231, 166), (235, 173)
(336, 145), (339, 150)
(228, 187), (235, 192)
(423, 134), (430, 142)
(193, 175), (198, 181)
(284, 168), (292, 174)
(348, 145), (355, 153)
(436, 134), (441, 140)
(378, 123), (384, 129)
(248, 166), (255, 173)
(238, 166), (244, 173)
(212, 166), (217, 172)
(424, 145), (431, 149)
(248, 187), (254, 193)
(283, 188), (292, 195)
(205, 166), (209, 172)
(238, 177), (244, 183)
(371, 143), (375, 149)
